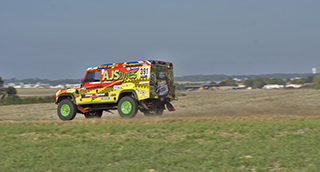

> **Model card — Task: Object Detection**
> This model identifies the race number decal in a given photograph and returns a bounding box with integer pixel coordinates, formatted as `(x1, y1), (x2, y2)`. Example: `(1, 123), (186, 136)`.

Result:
(139, 67), (149, 78)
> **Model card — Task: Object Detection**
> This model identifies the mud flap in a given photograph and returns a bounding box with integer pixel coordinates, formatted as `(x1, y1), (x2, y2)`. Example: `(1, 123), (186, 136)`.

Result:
(166, 103), (175, 111)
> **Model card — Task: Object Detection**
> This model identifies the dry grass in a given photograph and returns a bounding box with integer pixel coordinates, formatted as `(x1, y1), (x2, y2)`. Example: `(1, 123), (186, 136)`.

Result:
(1, 89), (320, 123)
(171, 89), (320, 118)
(16, 88), (57, 97)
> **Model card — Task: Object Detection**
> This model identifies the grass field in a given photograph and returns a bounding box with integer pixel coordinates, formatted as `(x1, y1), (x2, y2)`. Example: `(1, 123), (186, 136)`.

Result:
(1, 89), (320, 171)
(3, 89), (320, 121)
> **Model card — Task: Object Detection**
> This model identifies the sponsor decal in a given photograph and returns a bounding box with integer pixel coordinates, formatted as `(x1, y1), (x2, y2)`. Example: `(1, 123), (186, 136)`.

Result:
(123, 62), (146, 67)
(99, 65), (108, 68)
(150, 72), (156, 84)
(113, 85), (121, 90)
(158, 72), (166, 79)
(121, 83), (135, 89)
(78, 85), (105, 95)
(66, 88), (76, 93)
(95, 93), (106, 96)
(110, 93), (117, 97)
(84, 94), (92, 98)
(131, 67), (139, 71)
(81, 93), (108, 98)
(150, 86), (155, 92)
(156, 80), (169, 96)
(102, 70), (137, 82)
(139, 89), (148, 98)
(99, 64), (119, 69)
(89, 82), (100, 84)
(78, 89), (92, 95)
(139, 81), (149, 85)
(101, 97), (110, 100)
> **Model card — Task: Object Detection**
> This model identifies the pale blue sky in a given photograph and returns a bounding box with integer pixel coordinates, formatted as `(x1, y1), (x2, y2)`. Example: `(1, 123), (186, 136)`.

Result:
(1, 1), (320, 79)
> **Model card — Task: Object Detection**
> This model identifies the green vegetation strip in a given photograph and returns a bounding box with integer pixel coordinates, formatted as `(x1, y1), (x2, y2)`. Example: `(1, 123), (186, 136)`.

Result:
(0, 96), (55, 106)
(1, 120), (320, 171)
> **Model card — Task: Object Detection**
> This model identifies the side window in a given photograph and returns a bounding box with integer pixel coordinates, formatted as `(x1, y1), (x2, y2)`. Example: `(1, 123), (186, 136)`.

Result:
(84, 71), (101, 83)
(93, 71), (101, 81)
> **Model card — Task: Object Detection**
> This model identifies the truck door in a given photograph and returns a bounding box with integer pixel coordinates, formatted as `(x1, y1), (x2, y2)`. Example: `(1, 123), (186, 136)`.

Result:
(80, 70), (102, 103)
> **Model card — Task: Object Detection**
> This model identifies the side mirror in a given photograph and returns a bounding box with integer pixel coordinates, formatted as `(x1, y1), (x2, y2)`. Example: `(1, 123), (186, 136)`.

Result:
(81, 78), (84, 87)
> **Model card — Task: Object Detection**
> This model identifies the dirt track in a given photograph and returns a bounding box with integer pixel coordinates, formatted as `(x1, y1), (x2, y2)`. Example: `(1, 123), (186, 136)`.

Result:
(1, 89), (320, 123)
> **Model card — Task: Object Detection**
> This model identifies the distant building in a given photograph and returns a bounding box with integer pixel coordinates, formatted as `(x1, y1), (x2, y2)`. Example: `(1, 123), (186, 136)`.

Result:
(286, 84), (302, 89)
(263, 84), (284, 89)
(65, 84), (80, 88)
(233, 78), (242, 82)
(4, 82), (72, 89)
(224, 86), (238, 90)
(50, 85), (65, 89)
(236, 83), (246, 89)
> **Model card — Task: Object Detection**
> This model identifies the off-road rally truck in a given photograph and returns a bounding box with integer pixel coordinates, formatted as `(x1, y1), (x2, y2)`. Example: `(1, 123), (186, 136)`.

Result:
(55, 60), (177, 121)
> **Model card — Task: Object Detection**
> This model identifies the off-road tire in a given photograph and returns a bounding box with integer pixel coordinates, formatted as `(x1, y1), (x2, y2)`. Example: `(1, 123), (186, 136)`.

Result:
(57, 99), (77, 121)
(118, 96), (138, 118)
(84, 110), (103, 119)
(141, 107), (164, 117)
(140, 109), (153, 117)
(143, 111), (153, 117)
(155, 108), (164, 116)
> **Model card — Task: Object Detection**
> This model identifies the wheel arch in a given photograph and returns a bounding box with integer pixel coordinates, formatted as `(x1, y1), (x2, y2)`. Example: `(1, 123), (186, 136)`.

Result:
(118, 90), (139, 103)
(56, 93), (76, 104)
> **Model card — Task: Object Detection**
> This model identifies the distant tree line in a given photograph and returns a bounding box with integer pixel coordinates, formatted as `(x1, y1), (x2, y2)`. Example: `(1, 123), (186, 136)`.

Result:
(0, 77), (17, 99)
(0, 77), (55, 106)
(243, 75), (316, 88)
(175, 74), (230, 82)
(0, 95), (55, 106)
(4, 78), (80, 85)
(175, 75), (320, 90)
(3, 74), (320, 85)
(175, 73), (320, 82)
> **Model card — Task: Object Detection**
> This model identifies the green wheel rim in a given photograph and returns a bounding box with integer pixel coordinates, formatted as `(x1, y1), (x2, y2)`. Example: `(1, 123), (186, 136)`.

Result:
(61, 104), (71, 117)
(121, 101), (132, 114)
